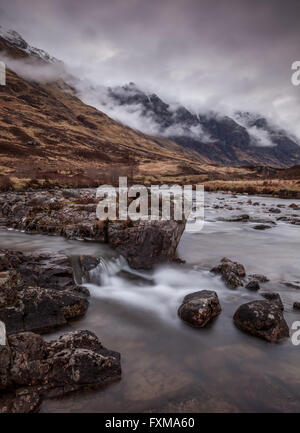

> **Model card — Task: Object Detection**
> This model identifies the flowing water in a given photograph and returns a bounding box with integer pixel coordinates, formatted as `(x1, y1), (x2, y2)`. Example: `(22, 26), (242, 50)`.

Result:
(1, 192), (300, 412)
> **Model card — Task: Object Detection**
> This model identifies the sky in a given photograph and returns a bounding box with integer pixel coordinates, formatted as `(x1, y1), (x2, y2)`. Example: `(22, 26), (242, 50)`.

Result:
(1, 0), (300, 137)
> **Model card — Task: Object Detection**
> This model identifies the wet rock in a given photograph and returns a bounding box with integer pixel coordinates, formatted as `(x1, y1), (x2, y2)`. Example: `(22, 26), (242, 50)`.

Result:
(73, 255), (101, 284)
(0, 250), (76, 291)
(253, 224), (272, 230)
(0, 388), (41, 414)
(217, 214), (249, 223)
(0, 250), (89, 335)
(108, 219), (186, 269)
(249, 274), (269, 283)
(289, 203), (300, 210)
(293, 302), (300, 310)
(0, 330), (121, 413)
(284, 281), (300, 289)
(0, 287), (88, 335)
(210, 257), (246, 288)
(249, 217), (276, 225)
(178, 290), (221, 327)
(0, 270), (21, 308)
(261, 292), (284, 310)
(233, 300), (289, 342)
(269, 208), (281, 214)
(277, 216), (300, 225)
(78, 255), (100, 273)
(245, 280), (260, 291)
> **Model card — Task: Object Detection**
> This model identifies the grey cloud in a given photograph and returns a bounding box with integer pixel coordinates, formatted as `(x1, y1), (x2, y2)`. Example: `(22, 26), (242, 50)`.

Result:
(1, 0), (300, 137)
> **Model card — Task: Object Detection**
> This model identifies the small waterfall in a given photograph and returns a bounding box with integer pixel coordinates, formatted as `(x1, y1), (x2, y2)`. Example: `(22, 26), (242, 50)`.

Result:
(87, 256), (127, 286)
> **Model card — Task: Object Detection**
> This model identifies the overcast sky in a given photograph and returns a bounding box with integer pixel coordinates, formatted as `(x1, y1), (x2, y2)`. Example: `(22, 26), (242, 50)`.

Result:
(1, 0), (300, 136)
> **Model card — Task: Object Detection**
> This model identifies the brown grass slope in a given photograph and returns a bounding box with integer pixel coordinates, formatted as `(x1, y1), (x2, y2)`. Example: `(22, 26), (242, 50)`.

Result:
(0, 35), (300, 196)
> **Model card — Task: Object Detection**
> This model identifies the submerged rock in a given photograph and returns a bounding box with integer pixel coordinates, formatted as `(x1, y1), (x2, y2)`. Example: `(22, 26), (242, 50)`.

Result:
(178, 290), (221, 327)
(253, 224), (272, 230)
(0, 329), (121, 413)
(283, 281), (300, 289)
(233, 300), (289, 342)
(245, 280), (260, 291)
(217, 214), (249, 222)
(210, 257), (246, 288)
(293, 302), (300, 310)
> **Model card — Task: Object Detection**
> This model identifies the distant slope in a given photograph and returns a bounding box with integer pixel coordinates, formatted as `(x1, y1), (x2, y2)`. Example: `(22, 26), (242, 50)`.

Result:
(0, 29), (213, 186)
(1, 27), (300, 196)
(107, 83), (300, 168)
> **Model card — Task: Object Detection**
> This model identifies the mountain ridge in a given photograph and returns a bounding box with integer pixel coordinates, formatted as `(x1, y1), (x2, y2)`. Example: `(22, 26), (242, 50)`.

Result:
(106, 82), (300, 168)
(0, 27), (300, 197)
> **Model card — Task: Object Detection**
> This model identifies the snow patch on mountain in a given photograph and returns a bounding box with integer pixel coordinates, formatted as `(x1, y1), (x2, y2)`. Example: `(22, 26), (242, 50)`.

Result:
(0, 26), (59, 63)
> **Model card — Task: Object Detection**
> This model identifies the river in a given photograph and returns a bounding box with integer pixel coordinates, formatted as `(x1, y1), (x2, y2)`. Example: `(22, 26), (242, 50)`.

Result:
(1, 192), (300, 412)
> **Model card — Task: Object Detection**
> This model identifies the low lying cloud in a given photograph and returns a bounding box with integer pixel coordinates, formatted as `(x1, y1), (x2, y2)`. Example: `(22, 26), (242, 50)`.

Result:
(1, 0), (300, 141)
(0, 53), (67, 83)
(75, 80), (214, 142)
(247, 126), (274, 148)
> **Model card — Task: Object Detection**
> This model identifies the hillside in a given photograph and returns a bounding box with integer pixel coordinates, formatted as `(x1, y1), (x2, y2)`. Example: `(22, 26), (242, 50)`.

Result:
(0, 28), (214, 188)
(0, 28), (300, 197)
(106, 83), (300, 168)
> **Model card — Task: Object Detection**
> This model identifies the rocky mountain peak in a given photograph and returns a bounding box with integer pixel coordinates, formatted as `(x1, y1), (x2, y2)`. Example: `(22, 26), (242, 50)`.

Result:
(0, 25), (59, 63)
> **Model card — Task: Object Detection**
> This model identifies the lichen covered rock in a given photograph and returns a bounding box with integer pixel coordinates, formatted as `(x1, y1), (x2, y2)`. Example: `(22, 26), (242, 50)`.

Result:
(233, 300), (289, 342)
(178, 290), (222, 327)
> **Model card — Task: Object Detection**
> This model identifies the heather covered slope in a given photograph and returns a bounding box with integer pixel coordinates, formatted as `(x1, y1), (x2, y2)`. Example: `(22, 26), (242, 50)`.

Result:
(0, 29), (300, 197)
(0, 30), (211, 188)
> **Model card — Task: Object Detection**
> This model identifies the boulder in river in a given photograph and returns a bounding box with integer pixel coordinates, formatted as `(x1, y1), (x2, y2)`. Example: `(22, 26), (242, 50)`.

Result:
(108, 219), (186, 269)
(245, 280), (260, 291)
(269, 208), (281, 214)
(293, 302), (300, 310)
(0, 327), (121, 413)
(289, 203), (300, 210)
(253, 224), (272, 230)
(210, 257), (246, 288)
(233, 300), (289, 342)
(178, 290), (221, 327)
